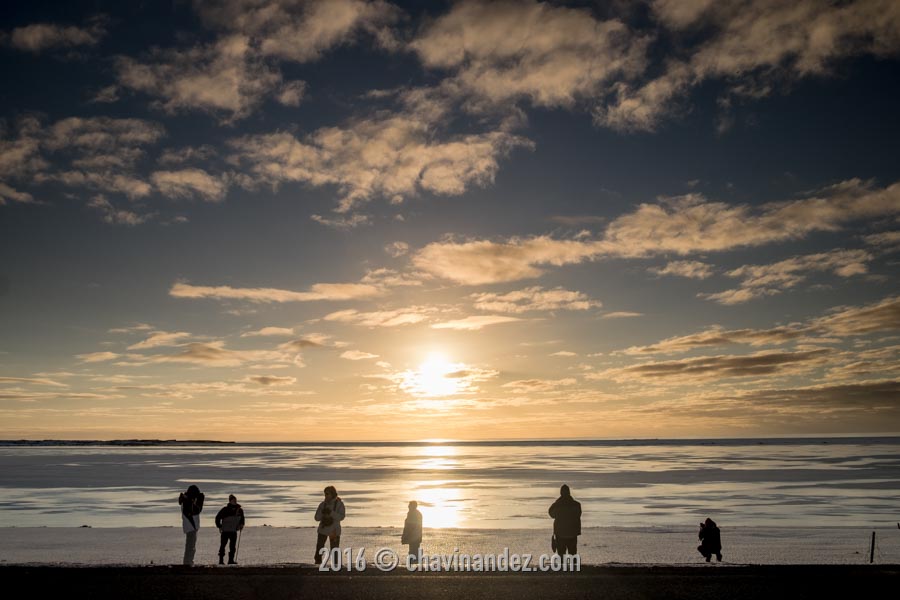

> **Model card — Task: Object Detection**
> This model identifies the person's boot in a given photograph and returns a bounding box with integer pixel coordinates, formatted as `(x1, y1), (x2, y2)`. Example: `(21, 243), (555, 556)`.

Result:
(218, 555), (224, 565)
(716, 553), (722, 562)
(228, 552), (237, 565)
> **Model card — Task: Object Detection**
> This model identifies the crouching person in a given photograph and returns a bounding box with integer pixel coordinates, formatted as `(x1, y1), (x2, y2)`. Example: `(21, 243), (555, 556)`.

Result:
(215, 494), (245, 565)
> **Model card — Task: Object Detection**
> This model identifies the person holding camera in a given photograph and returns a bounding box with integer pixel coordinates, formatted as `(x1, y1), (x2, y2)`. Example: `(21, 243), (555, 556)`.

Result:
(697, 517), (723, 562)
(178, 484), (205, 566)
(313, 485), (346, 564)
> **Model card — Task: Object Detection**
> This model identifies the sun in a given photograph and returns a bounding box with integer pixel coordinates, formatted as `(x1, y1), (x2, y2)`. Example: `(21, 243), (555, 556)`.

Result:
(401, 352), (465, 398)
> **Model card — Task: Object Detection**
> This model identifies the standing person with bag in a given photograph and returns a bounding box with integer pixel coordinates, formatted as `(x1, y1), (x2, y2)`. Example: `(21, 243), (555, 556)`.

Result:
(178, 484), (205, 566)
(548, 484), (581, 557)
(215, 494), (245, 565)
(313, 485), (346, 565)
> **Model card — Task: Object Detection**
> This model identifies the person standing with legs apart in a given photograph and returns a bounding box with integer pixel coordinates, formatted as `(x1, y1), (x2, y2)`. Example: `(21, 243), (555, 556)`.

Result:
(548, 484), (581, 557)
(314, 485), (346, 565)
(401, 500), (423, 565)
(215, 494), (245, 565)
(179, 485), (205, 566)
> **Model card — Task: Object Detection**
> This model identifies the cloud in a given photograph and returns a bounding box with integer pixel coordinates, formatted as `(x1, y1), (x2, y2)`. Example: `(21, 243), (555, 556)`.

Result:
(864, 230), (900, 251)
(701, 249), (872, 305)
(412, 236), (602, 284)
(244, 375), (297, 386)
(157, 145), (218, 166)
(550, 351), (577, 357)
(602, 0), (900, 130)
(621, 325), (810, 355)
(76, 351), (121, 363)
(0, 182), (34, 205)
(127, 331), (192, 350)
(717, 380), (900, 414)
(385, 241), (409, 257)
(590, 349), (832, 382)
(169, 281), (381, 303)
(194, 0), (401, 62)
(87, 195), (153, 226)
(601, 311), (643, 319)
(431, 315), (523, 331)
(115, 35), (283, 121)
(277, 337), (327, 351)
(471, 286), (600, 313)
(310, 213), (371, 229)
(123, 341), (283, 367)
(324, 307), (436, 328)
(1, 116), (164, 206)
(151, 168), (228, 202)
(230, 114), (532, 212)
(650, 260), (714, 279)
(601, 180), (900, 257)
(410, 0), (647, 110)
(412, 180), (900, 285)
(814, 296), (900, 336)
(0, 376), (66, 388)
(108, 323), (154, 334)
(116, 1), (399, 120)
(275, 80), (307, 107)
(6, 20), (106, 53)
(340, 350), (379, 360)
(241, 326), (295, 337)
(501, 378), (577, 393)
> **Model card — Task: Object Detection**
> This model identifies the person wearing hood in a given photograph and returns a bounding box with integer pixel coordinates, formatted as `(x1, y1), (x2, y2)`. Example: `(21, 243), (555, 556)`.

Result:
(698, 518), (723, 562)
(313, 485), (346, 565)
(178, 484), (205, 566)
(548, 484), (581, 557)
(401, 500), (423, 564)
(215, 494), (246, 565)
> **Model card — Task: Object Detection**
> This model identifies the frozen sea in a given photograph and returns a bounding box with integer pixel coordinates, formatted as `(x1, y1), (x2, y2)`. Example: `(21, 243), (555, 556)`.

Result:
(1, 438), (899, 564)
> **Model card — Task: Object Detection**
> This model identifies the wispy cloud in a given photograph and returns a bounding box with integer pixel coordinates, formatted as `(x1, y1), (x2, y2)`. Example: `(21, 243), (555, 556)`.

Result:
(590, 349), (832, 382)
(76, 351), (121, 363)
(169, 281), (381, 303)
(151, 168), (228, 202)
(5, 19), (106, 53)
(601, 311), (643, 319)
(701, 249), (872, 305)
(601, 0), (900, 130)
(324, 307), (437, 327)
(471, 286), (600, 313)
(430, 315), (523, 331)
(340, 350), (379, 360)
(650, 260), (714, 279)
(0, 376), (67, 388)
(127, 331), (192, 350)
(241, 326), (296, 338)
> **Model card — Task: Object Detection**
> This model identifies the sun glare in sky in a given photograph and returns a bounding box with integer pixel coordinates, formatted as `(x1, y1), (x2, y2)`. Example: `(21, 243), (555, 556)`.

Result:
(401, 353), (467, 398)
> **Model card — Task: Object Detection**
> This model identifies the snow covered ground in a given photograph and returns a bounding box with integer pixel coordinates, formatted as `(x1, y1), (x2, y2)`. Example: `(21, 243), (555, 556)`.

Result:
(1, 526), (898, 566)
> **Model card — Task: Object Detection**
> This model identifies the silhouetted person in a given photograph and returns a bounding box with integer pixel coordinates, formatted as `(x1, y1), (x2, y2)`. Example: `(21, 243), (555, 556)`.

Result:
(215, 494), (245, 565)
(314, 485), (346, 564)
(548, 484), (581, 556)
(178, 484), (205, 566)
(401, 500), (423, 564)
(698, 517), (723, 562)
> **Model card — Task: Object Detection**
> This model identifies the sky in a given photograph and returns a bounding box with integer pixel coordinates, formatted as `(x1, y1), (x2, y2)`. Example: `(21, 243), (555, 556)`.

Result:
(1, 0), (899, 441)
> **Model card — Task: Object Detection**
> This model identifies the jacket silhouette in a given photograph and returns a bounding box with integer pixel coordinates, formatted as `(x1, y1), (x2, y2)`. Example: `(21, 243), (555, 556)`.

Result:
(215, 495), (245, 564)
(548, 484), (581, 556)
(402, 501), (423, 563)
(178, 485), (205, 566)
(698, 518), (723, 562)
